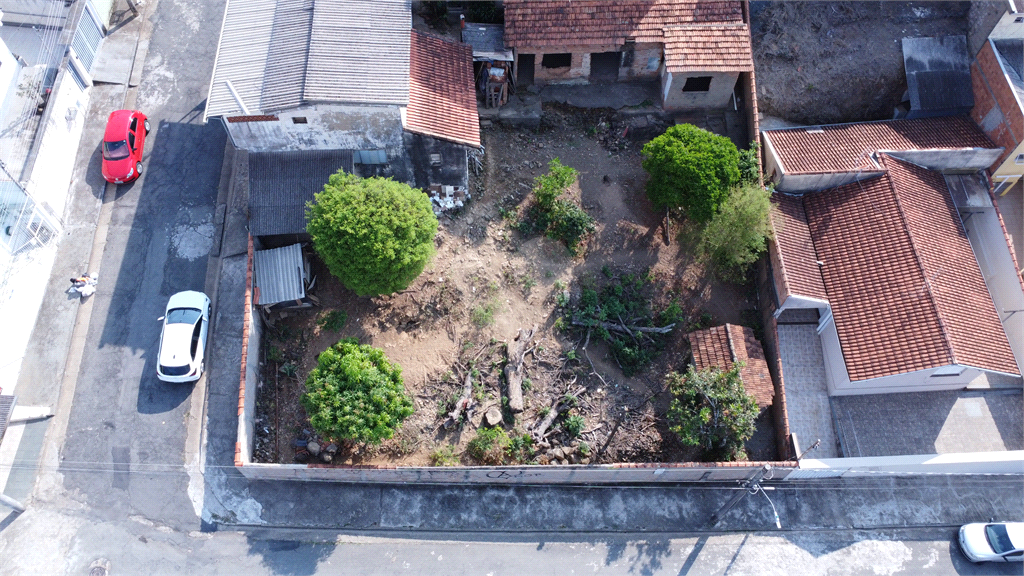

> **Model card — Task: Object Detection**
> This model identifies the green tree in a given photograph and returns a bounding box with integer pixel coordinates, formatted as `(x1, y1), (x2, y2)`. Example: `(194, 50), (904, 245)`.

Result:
(301, 338), (414, 445)
(666, 365), (758, 461)
(641, 124), (741, 222)
(700, 182), (774, 281)
(307, 171), (438, 296)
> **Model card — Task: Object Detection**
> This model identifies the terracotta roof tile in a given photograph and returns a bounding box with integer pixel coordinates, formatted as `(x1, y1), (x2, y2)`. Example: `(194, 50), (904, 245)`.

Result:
(686, 324), (775, 409)
(764, 116), (994, 175)
(503, 0), (743, 47)
(770, 194), (827, 302)
(802, 156), (1019, 380)
(663, 23), (752, 72)
(407, 31), (481, 148)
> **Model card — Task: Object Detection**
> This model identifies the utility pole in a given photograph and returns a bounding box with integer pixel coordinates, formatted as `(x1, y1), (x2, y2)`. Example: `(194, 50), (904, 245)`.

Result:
(708, 464), (772, 527)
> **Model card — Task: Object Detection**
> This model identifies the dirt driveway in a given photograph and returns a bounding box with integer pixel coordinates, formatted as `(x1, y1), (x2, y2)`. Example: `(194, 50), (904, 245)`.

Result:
(253, 105), (771, 467)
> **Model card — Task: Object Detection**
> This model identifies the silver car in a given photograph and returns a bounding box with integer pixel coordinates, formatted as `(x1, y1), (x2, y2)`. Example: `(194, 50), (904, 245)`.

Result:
(959, 522), (1024, 563)
(156, 291), (211, 383)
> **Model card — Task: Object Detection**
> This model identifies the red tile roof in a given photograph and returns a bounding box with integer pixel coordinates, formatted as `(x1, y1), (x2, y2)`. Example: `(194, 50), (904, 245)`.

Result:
(802, 155), (1019, 380)
(686, 324), (775, 409)
(764, 116), (995, 175)
(663, 23), (752, 73)
(770, 194), (827, 303)
(503, 0), (743, 48)
(407, 31), (481, 148)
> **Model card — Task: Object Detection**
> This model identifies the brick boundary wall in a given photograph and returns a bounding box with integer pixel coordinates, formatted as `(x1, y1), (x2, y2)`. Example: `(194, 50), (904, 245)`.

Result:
(756, 256), (793, 460)
(235, 235), (255, 467)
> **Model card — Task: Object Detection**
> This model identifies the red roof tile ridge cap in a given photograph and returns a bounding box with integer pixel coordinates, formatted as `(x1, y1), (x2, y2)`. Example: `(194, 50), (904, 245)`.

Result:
(767, 207), (794, 298)
(879, 154), (957, 366)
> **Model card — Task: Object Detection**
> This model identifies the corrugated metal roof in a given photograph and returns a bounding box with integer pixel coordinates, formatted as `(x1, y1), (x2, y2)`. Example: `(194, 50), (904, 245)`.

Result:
(461, 23), (513, 61)
(261, 0), (314, 112)
(205, 0), (277, 120)
(249, 150), (354, 236)
(0, 394), (15, 443)
(254, 244), (306, 305)
(304, 0), (411, 105)
(206, 0), (411, 120)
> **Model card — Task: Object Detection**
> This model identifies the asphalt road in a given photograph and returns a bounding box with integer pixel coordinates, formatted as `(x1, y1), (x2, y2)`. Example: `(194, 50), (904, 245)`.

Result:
(55, 0), (225, 529)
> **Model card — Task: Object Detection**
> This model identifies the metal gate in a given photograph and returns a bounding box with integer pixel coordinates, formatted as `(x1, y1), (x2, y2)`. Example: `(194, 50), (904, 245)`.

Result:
(71, 1), (104, 72)
(785, 467), (848, 479)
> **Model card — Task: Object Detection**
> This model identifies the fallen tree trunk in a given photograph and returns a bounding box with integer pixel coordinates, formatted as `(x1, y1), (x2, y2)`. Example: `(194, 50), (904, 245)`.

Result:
(532, 386), (585, 441)
(444, 371), (474, 429)
(571, 319), (675, 334)
(503, 325), (536, 413)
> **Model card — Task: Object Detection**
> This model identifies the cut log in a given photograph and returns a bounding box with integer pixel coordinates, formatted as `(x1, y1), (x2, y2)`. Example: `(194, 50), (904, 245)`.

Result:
(503, 325), (537, 413)
(663, 208), (671, 245)
(532, 386), (585, 441)
(571, 319), (675, 334)
(444, 371), (474, 429)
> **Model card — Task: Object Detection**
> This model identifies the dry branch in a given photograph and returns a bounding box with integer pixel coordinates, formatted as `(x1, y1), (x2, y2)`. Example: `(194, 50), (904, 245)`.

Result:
(532, 386), (586, 441)
(503, 325), (536, 413)
(444, 370), (474, 429)
(571, 319), (675, 334)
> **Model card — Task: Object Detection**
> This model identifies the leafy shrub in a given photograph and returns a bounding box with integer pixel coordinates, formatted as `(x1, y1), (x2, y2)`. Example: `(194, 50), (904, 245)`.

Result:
(641, 124), (741, 222)
(563, 269), (673, 375)
(471, 301), (499, 327)
(699, 183), (773, 282)
(318, 310), (348, 332)
(307, 171), (438, 296)
(738, 141), (761, 184)
(429, 445), (460, 466)
(267, 345), (284, 364)
(564, 414), (585, 438)
(666, 365), (759, 461)
(301, 338), (414, 445)
(467, 427), (512, 465)
(518, 158), (595, 255)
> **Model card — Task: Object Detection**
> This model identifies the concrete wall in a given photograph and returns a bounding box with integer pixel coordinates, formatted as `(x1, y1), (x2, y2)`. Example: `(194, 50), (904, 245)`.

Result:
(224, 104), (408, 153)
(971, 40), (1023, 182)
(518, 43), (662, 86)
(235, 460), (797, 484)
(986, 9), (1024, 41)
(793, 450), (1024, 477)
(886, 148), (1004, 171)
(0, 35), (20, 119)
(776, 171), (885, 194)
(661, 70), (738, 111)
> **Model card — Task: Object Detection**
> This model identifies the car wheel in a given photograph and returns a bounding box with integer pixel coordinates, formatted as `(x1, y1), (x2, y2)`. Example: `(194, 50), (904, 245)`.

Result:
(135, 161), (143, 177)
(144, 119), (151, 135)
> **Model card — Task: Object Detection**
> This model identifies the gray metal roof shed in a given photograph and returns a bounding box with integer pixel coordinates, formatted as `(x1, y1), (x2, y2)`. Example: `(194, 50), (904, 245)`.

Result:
(248, 149), (354, 237)
(254, 243), (306, 306)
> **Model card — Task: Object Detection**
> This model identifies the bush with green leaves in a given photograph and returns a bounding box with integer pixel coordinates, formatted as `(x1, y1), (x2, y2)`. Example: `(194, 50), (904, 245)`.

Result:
(307, 171), (438, 296)
(666, 365), (759, 461)
(738, 141), (761, 184)
(564, 414), (585, 438)
(518, 158), (595, 255)
(641, 124), (741, 222)
(300, 338), (414, 445)
(700, 182), (773, 282)
(467, 427), (512, 465)
(561, 268), (674, 376)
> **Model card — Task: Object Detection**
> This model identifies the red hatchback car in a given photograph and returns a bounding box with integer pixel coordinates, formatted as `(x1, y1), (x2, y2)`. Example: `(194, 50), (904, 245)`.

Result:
(101, 109), (150, 184)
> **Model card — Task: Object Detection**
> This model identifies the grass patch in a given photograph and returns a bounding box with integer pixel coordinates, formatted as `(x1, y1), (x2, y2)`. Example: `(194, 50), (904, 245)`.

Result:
(317, 310), (348, 332)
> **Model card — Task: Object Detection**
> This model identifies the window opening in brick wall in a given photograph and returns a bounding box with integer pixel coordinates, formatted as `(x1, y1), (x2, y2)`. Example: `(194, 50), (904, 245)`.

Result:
(1016, 153), (1024, 165)
(541, 53), (572, 68)
(682, 76), (713, 92)
(292, 117), (308, 124)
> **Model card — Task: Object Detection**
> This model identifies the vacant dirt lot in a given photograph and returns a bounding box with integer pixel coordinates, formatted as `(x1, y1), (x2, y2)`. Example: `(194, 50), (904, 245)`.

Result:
(751, 1), (982, 124)
(252, 105), (774, 467)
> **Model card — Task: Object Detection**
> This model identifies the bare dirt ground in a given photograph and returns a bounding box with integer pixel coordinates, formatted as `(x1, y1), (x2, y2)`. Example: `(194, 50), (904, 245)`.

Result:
(751, 1), (975, 125)
(252, 104), (773, 467)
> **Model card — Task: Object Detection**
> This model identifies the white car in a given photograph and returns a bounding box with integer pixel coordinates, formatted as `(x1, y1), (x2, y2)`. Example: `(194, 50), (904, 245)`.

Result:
(959, 522), (1024, 563)
(156, 291), (211, 383)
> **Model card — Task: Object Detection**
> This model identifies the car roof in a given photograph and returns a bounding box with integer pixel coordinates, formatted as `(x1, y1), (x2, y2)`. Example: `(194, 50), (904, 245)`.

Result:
(159, 323), (195, 367)
(104, 110), (136, 141)
(1005, 522), (1024, 548)
(166, 290), (209, 311)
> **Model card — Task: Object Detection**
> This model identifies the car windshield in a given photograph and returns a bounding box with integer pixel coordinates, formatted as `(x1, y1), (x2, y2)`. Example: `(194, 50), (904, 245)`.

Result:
(986, 524), (1016, 554)
(166, 308), (201, 325)
(160, 364), (191, 376)
(103, 140), (130, 160)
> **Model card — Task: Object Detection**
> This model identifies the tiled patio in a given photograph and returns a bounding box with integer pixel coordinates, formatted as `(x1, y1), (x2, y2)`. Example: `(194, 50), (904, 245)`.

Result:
(776, 323), (840, 459)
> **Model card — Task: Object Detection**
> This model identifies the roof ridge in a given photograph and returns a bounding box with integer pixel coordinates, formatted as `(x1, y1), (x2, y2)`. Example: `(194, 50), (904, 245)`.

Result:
(878, 154), (957, 366)
(723, 324), (738, 365)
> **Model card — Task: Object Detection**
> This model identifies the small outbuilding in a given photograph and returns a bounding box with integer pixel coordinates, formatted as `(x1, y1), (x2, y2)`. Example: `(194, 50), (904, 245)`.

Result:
(685, 324), (774, 410)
